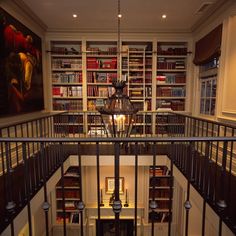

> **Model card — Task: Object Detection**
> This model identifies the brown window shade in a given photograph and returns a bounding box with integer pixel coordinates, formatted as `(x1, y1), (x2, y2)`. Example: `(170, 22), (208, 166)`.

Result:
(193, 24), (222, 65)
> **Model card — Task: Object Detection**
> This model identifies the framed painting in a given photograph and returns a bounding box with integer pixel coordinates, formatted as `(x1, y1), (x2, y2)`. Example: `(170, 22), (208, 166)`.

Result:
(0, 7), (44, 117)
(105, 177), (124, 194)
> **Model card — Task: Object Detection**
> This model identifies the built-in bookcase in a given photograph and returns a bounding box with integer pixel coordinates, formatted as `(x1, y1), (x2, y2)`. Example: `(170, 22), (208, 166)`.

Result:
(49, 40), (189, 137)
(149, 166), (172, 223)
(55, 166), (81, 224)
(156, 42), (187, 112)
(86, 41), (117, 111)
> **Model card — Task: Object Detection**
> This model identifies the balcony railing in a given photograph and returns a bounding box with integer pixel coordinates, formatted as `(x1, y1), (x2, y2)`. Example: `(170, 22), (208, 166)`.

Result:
(0, 112), (236, 236)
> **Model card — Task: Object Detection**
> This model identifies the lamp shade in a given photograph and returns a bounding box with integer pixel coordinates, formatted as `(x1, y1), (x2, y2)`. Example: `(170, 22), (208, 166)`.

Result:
(97, 80), (138, 138)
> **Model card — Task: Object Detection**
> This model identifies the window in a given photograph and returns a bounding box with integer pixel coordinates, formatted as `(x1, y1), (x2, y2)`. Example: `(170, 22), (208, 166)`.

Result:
(199, 58), (218, 116)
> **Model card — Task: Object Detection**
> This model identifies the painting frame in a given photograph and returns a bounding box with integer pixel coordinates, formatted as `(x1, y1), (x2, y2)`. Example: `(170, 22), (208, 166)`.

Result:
(0, 7), (44, 117)
(105, 177), (124, 194)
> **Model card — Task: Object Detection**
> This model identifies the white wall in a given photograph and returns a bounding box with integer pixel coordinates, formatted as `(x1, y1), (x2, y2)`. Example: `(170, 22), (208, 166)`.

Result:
(173, 165), (235, 236)
(218, 15), (236, 120)
(191, 2), (236, 122)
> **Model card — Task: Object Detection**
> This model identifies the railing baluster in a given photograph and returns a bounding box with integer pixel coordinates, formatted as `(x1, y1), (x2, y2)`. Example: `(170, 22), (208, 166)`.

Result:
(40, 141), (50, 236)
(134, 142), (138, 236)
(59, 142), (67, 236)
(227, 129), (234, 222)
(202, 141), (210, 236)
(96, 142), (101, 234)
(5, 142), (16, 236)
(22, 142), (32, 236)
(168, 141), (174, 236)
(114, 142), (121, 236)
(217, 141), (228, 236)
(77, 142), (84, 236)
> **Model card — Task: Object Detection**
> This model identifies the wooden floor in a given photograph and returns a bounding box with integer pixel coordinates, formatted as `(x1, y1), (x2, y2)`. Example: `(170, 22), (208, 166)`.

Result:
(0, 143), (236, 234)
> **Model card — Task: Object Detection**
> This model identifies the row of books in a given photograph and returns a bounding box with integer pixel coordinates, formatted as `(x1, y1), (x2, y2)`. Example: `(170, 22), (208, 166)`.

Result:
(130, 90), (143, 97)
(157, 87), (185, 97)
(52, 58), (82, 69)
(52, 45), (81, 55)
(54, 115), (83, 124)
(87, 57), (117, 69)
(87, 85), (115, 97)
(145, 87), (152, 97)
(53, 100), (83, 111)
(149, 166), (169, 175)
(131, 126), (152, 135)
(157, 114), (184, 123)
(52, 72), (82, 83)
(156, 100), (185, 111)
(56, 212), (80, 224)
(157, 59), (185, 70)
(150, 177), (170, 186)
(87, 46), (117, 55)
(56, 189), (80, 199)
(157, 46), (187, 55)
(87, 72), (116, 83)
(149, 189), (170, 198)
(53, 86), (83, 97)
(149, 212), (170, 223)
(157, 74), (186, 84)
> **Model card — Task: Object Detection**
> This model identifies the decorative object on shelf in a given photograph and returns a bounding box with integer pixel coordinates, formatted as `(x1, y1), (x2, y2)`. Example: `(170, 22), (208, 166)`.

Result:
(124, 189), (129, 207)
(149, 200), (158, 210)
(109, 191), (115, 206)
(105, 177), (124, 194)
(74, 200), (85, 212)
(100, 189), (105, 207)
(97, 80), (138, 137)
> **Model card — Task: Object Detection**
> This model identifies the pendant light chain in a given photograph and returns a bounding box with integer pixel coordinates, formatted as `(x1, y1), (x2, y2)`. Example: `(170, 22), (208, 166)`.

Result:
(117, 0), (121, 81)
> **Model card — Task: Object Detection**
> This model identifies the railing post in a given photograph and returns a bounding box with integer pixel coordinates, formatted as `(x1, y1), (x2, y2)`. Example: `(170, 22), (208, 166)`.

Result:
(22, 142), (33, 236)
(150, 142), (157, 236)
(40, 141), (50, 236)
(184, 141), (194, 236)
(59, 142), (67, 236)
(77, 142), (84, 236)
(134, 142), (138, 236)
(217, 141), (228, 236)
(113, 142), (121, 236)
(168, 141), (174, 236)
(5, 142), (16, 236)
(96, 142), (101, 235)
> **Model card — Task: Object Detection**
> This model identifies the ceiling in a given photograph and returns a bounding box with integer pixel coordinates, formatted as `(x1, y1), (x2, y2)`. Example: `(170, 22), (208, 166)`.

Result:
(18, 0), (228, 33)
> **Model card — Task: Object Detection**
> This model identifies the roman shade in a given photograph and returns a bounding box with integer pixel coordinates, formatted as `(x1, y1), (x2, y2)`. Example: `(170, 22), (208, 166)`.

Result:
(193, 24), (222, 65)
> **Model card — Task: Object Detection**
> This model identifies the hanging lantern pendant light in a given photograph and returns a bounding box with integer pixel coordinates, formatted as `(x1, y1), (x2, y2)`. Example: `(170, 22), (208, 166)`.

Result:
(98, 80), (138, 138)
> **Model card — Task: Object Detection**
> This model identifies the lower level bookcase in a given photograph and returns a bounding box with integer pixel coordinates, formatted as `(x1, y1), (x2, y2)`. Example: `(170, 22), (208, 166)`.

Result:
(55, 166), (81, 224)
(148, 165), (172, 223)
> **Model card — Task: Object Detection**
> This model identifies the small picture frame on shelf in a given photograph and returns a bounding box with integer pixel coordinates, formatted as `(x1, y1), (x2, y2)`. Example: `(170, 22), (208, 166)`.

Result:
(105, 177), (124, 194)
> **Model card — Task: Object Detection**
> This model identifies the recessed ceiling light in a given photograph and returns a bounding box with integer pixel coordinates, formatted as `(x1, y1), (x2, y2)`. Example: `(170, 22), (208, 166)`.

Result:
(73, 14), (78, 18)
(118, 14), (122, 18)
(162, 14), (167, 19)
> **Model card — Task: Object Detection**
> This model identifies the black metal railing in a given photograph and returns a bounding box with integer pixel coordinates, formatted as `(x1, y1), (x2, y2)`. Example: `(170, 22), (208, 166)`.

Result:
(0, 112), (236, 236)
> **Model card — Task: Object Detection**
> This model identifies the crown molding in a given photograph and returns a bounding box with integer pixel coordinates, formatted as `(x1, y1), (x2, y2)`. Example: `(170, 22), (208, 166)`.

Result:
(191, 0), (234, 33)
(46, 26), (192, 35)
(12, 0), (47, 31)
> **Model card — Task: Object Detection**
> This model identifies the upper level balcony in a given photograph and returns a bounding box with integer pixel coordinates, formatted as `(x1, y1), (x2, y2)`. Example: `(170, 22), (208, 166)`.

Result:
(0, 111), (236, 236)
